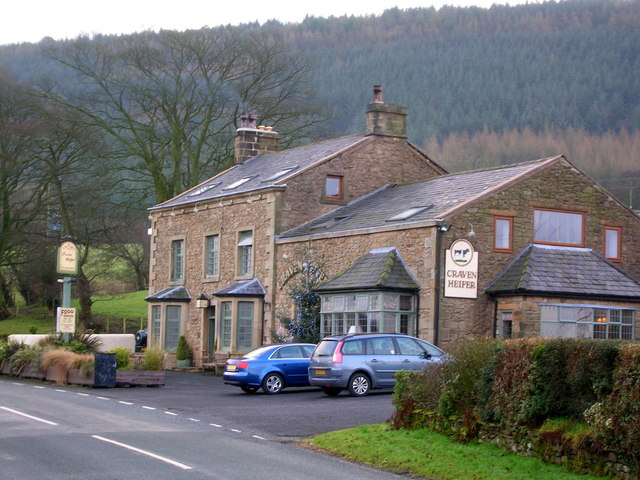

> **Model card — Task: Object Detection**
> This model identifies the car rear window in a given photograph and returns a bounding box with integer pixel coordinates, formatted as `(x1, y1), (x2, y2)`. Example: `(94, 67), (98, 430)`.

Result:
(342, 339), (365, 355)
(314, 340), (338, 356)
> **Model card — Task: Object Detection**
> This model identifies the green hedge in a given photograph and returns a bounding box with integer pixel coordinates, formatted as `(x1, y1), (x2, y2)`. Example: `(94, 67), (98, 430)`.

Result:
(392, 338), (639, 477)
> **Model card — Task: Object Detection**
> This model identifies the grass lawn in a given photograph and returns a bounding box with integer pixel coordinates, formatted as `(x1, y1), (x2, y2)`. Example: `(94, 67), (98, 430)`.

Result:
(309, 425), (612, 480)
(0, 290), (148, 336)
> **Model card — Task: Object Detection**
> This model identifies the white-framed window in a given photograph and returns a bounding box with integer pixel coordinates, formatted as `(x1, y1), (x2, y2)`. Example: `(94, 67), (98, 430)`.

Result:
(220, 301), (232, 350)
(237, 230), (253, 276)
(494, 216), (513, 252)
(149, 304), (182, 351)
(604, 226), (621, 262)
(325, 175), (343, 201)
(540, 304), (635, 340)
(319, 292), (417, 337)
(171, 239), (184, 282)
(205, 234), (220, 277)
(151, 305), (161, 346)
(534, 209), (584, 246)
(236, 301), (254, 349)
(499, 311), (513, 338)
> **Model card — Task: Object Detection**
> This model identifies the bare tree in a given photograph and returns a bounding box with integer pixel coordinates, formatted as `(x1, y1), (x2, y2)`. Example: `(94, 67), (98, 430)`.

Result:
(0, 71), (50, 318)
(42, 29), (328, 204)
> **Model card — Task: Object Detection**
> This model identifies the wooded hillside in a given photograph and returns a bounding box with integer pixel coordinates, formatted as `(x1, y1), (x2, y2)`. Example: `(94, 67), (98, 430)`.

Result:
(1, 0), (638, 206)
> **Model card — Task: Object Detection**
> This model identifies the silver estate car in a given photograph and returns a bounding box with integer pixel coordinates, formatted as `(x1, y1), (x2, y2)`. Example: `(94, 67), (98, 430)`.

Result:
(308, 333), (445, 396)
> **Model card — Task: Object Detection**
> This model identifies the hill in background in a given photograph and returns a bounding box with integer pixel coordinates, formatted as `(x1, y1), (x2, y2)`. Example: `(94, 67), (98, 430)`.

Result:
(1, 0), (638, 206)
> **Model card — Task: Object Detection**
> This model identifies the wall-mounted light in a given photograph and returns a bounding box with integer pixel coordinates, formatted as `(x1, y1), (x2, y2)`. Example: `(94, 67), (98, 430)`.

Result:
(438, 222), (451, 232)
(467, 223), (476, 237)
(195, 294), (209, 309)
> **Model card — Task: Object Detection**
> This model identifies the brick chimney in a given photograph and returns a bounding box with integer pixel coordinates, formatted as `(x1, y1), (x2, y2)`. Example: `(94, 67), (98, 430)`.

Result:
(365, 85), (408, 138)
(234, 113), (280, 164)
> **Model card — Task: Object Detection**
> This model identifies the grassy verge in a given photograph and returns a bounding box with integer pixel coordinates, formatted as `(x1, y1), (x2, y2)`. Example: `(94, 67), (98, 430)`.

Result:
(309, 425), (611, 480)
(0, 291), (148, 336)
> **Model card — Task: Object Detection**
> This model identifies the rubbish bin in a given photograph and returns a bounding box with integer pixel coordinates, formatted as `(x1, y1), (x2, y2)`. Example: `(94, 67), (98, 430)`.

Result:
(94, 353), (117, 388)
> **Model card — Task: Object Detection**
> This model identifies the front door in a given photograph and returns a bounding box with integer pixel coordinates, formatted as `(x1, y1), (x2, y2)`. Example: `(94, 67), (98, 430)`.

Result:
(207, 306), (216, 353)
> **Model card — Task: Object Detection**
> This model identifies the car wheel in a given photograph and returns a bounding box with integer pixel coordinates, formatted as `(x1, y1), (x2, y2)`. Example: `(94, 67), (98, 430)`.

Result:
(262, 373), (284, 394)
(347, 373), (370, 397)
(321, 387), (342, 396)
(241, 385), (259, 394)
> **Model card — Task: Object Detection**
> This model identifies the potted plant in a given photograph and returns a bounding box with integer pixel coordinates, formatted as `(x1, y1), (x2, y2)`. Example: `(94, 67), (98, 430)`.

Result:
(115, 347), (166, 387)
(175, 336), (192, 368)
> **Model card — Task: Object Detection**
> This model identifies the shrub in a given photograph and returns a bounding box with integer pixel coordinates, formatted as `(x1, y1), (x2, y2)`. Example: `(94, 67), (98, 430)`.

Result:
(596, 343), (640, 473)
(40, 349), (94, 384)
(175, 335), (192, 361)
(39, 331), (102, 353)
(0, 340), (25, 362)
(143, 348), (165, 371)
(9, 345), (44, 375)
(391, 364), (443, 430)
(109, 347), (131, 369)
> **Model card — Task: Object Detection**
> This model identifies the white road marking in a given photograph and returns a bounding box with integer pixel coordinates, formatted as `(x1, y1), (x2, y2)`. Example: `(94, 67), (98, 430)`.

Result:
(96, 396), (110, 400)
(119, 401), (133, 405)
(11, 382), (23, 386)
(230, 428), (241, 433)
(0, 406), (58, 426)
(165, 411), (177, 416)
(55, 389), (67, 393)
(77, 393), (90, 397)
(142, 406), (156, 410)
(252, 435), (267, 440)
(210, 423), (222, 428)
(91, 435), (192, 470)
(34, 386), (45, 389)
(188, 418), (200, 422)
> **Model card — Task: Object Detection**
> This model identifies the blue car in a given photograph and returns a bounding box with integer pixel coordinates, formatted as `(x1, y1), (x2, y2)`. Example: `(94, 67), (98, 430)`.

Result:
(223, 343), (316, 394)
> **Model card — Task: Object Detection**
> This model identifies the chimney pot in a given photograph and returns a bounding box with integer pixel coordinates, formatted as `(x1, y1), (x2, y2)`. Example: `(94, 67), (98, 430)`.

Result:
(373, 85), (383, 103)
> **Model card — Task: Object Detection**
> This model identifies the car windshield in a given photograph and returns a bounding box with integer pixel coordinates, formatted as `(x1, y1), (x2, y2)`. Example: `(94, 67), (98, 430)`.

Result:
(314, 340), (338, 356)
(243, 346), (274, 359)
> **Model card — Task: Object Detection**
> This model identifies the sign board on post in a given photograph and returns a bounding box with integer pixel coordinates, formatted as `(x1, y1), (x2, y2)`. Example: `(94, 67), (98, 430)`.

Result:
(57, 241), (78, 275)
(57, 307), (76, 333)
(444, 239), (478, 299)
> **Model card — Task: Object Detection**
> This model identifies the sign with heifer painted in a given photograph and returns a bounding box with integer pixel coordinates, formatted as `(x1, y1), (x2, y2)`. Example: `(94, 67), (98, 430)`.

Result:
(445, 239), (478, 299)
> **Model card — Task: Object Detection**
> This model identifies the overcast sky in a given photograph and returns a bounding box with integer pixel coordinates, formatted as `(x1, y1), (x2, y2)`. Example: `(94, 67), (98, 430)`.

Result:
(1, 0), (541, 46)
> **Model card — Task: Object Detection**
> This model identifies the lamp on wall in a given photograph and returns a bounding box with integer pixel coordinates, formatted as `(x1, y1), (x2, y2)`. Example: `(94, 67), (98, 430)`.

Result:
(467, 223), (476, 237)
(438, 222), (451, 232)
(195, 294), (209, 309)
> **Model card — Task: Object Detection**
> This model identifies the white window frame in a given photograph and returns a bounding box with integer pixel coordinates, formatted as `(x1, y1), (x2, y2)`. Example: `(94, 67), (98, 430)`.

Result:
(205, 234), (220, 278)
(170, 239), (185, 282)
(604, 226), (621, 262)
(237, 230), (253, 277)
(540, 304), (634, 340)
(534, 209), (584, 246)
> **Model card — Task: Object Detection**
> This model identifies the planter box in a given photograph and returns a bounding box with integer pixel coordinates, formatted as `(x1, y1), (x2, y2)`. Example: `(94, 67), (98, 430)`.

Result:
(19, 365), (45, 380)
(116, 370), (165, 387)
(45, 367), (94, 386)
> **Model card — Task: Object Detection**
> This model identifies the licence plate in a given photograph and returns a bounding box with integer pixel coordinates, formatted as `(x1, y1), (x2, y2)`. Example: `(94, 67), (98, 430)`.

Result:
(315, 369), (326, 375)
(227, 365), (237, 371)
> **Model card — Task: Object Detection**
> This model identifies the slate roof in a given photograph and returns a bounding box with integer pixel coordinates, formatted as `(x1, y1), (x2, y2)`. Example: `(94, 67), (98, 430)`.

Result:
(213, 278), (266, 297)
(145, 286), (191, 302)
(315, 248), (419, 293)
(278, 156), (562, 239)
(150, 135), (369, 210)
(485, 244), (640, 300)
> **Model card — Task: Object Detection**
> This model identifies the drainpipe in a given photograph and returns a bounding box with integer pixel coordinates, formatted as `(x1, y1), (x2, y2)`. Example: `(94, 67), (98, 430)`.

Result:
(433, 222), (451, 346)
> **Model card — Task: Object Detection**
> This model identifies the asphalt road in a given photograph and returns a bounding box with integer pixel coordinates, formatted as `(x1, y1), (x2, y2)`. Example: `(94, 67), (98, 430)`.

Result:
(80, 370), (398, 439)
(0, 375), (405, 480)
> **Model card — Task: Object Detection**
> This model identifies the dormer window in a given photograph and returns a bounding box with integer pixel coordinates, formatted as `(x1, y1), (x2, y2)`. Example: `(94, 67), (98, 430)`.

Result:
(325, 175), (343, 201)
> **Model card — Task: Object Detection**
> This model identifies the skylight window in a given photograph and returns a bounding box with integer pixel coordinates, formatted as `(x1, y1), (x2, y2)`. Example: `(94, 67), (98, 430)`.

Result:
(261, 167), (298, 182)
(223, 177), (254, 190)
(187, 182), (220, 197)
(386, 205), (434, 222)
(311, 215), (351, 231)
